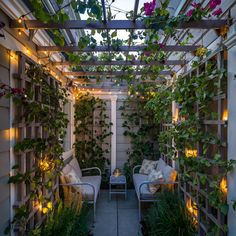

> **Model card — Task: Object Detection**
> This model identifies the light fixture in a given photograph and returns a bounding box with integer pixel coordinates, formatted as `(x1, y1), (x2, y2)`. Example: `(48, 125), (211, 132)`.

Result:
(186, 198), (198, 223)
(18, 29), (22, 36)
(18, 17), (22, 24)
(113, 168), (121, 177)
(185, 149), (197, 158)
(220, 177), (227, 196)
(222, 109), (228, 121)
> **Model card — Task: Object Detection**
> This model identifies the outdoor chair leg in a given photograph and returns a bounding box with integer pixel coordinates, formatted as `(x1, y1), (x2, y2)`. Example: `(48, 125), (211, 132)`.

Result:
(93, 202), (96, 222)
(139, 200), (141, 221)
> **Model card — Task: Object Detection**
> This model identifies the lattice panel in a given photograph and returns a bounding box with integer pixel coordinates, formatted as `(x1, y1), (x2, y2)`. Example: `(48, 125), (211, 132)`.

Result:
(13, 52), (59, 235)
(178, 50), (228, 235)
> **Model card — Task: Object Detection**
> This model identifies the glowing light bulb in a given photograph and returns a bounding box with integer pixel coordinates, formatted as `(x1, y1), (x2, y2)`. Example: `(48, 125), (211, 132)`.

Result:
(18, 29), (22, 36)
(18, 17), (22, 24)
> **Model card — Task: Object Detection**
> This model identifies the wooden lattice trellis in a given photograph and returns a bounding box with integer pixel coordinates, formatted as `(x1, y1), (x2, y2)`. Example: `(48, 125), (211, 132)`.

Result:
(177, 50), (227, 235)
(13, 52), (60, 235)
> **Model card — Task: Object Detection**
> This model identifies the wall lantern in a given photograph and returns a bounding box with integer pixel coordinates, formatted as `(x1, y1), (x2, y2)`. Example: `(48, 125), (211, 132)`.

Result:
(186, 198), (198, 223)
(185, 149), (198, 158)
(38, 157), (55, 172)
(220, 176), (227, 197)
(222, 109), (228, 121)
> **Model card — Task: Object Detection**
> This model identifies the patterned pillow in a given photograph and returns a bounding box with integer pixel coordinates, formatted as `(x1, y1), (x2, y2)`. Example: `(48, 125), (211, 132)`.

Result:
(139, 159), (158, 175)
(148, 169), (164, 193)
(64, 169), (82, 192)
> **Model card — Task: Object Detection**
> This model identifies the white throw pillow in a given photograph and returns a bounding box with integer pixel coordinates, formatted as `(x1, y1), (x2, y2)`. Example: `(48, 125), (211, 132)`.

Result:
(147, 169), (164, 193)
(65, 169), (82, 192)
(139, 159), (158, 175)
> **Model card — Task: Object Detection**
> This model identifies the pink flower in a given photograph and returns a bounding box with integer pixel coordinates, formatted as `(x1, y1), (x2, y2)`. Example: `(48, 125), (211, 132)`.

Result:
(186, 9), (194, 17)
(209, 1), (217, 9)
(212, 8), (222, 16)
(144, 51), (151, 57)
(158, 43), (165, 49)
(209, 0), (221, 10)
(144, 0), (156, 16)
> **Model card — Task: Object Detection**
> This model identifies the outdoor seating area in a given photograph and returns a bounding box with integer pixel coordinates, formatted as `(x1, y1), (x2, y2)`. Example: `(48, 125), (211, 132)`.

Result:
(1, 0), (236, 236)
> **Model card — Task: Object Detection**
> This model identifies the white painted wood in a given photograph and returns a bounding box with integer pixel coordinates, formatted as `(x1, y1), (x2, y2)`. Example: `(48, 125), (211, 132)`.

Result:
(225, 25), (236, 236)
(110, 95), (117, 173)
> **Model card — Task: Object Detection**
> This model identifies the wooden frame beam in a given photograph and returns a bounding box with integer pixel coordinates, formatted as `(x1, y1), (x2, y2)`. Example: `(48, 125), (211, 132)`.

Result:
(37, 45), (199, 52)
(10, 20), (228, 30)
(51, 60), (186, 66)
(62, 71), (173, 76)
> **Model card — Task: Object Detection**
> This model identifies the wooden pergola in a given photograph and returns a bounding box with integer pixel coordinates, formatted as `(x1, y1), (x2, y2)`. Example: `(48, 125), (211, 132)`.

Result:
(9, 0), (230, 85)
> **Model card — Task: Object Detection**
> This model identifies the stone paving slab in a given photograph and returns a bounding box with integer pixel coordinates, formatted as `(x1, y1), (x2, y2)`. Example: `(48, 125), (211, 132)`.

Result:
(92, 190), (140, 236)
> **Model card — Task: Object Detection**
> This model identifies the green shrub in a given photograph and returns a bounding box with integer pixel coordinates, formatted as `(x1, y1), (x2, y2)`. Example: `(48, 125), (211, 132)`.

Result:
(141, 189), (196, 236)
(29, 203), (90, 236)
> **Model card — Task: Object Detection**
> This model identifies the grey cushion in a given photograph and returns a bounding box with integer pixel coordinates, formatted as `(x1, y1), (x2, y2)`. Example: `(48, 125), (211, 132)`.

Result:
(80, 175), (101, 202)
(133, 173), (160, 199)
(162, 165), (177, 182)
(156, 158), (167, 172)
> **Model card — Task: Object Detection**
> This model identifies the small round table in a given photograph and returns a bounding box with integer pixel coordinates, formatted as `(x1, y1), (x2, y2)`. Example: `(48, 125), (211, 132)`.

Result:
(109, 175), (127, 200)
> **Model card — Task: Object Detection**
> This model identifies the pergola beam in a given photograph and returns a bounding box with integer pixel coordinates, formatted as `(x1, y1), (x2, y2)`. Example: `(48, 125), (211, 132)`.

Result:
(51, 60), (186, 66)
(10, 20), (228, 30)
(37, 45), (199, 52)
(63, 71), (173, 76)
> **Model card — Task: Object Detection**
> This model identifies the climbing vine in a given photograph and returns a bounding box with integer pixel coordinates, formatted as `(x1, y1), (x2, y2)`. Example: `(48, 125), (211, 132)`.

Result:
(2, 64), (69, 234)
(74, 92), (112, 181)
(121, 84), (160, 185)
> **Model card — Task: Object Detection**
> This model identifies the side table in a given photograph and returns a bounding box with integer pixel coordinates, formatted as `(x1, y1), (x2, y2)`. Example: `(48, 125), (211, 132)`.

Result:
(109, 175), (127, 200)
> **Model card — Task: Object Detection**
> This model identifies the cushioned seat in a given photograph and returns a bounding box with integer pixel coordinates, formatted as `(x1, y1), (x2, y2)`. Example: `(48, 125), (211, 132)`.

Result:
(133, 173), (160, 199)
(80, 175), (101, 201)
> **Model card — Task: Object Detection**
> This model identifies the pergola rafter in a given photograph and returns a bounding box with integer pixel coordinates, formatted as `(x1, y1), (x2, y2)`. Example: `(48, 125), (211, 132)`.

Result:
(37, 45), (199, 52)
(63, 71), (173, 76)
(10, 19), (228, 30)
(51, 60), (186, 66)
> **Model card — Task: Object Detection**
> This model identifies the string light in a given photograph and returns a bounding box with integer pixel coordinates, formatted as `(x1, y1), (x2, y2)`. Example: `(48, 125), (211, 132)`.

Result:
(18, 17), (22, 24)
(18, 29), (22, 36)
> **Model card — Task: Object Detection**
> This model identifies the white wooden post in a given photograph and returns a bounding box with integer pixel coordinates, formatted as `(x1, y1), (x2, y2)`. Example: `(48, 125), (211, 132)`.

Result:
(224, 22), (236, 236)
(110, 95), (117, 173)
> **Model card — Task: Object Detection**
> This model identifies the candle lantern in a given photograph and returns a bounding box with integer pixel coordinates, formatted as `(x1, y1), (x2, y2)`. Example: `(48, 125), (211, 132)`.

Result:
(113, 168), (121, 177)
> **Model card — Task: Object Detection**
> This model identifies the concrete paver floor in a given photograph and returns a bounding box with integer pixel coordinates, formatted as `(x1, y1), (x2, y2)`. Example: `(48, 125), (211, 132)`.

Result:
(91, 190), (141, 236)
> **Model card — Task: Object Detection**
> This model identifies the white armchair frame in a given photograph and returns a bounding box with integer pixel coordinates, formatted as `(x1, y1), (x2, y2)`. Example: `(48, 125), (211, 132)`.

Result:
(132, 165), (178, 220)
(61, 166), (101, 221)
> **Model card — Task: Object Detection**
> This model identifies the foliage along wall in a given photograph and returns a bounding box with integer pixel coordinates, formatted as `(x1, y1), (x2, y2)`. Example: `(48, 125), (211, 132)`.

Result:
(74, 92), (112, 183)
(0, 52), (69, 235)
(120, 84), (160, 185)
(146, 50), (234, 235)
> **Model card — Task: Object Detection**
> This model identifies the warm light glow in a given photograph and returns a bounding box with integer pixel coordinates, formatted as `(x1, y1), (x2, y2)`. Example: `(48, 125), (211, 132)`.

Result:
(26, 48), (30, 54)
(173, 107), (179, 122)
(38, 157), (54, 172)
(185, 149), (198, 158)
(18, 17), (22, 23)
(222, 109), (228, 121)
(3, 128), (19, 140)
(220, 177), (227, 196)
(113, 168), (121, 177)
(18, 29), (22, 35)
(186, 198), (198, 223)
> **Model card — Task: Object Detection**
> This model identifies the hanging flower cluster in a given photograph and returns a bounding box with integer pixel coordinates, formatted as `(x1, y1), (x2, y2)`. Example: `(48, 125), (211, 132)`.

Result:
(0, 83), (26, 98)
(186, 0), (222, 18)
(144, 0), (156, 16)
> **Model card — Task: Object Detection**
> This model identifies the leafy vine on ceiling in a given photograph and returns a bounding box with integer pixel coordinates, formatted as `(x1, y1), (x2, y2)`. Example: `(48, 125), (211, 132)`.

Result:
(24, 0), (223, 85)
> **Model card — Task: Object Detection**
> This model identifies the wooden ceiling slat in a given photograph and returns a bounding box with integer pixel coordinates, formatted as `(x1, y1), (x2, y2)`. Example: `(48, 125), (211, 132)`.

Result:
(63, 71), (173, 76)
(37, 45), (199, 52)
(51, 60), (186, 66)
(10, 20), (228, 30)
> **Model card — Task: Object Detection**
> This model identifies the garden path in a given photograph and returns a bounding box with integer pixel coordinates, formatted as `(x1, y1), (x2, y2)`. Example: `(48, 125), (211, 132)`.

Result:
(91, 190), (140, 236)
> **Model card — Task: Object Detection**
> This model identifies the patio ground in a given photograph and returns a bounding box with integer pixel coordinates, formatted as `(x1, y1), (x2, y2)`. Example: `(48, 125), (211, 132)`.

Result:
(91, 190), (141, 236)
